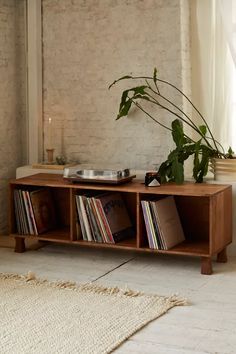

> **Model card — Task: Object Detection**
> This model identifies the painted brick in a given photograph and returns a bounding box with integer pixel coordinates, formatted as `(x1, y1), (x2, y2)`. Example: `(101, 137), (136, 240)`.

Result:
(0, 0), (26, 234)
(42, 0), (191, 171)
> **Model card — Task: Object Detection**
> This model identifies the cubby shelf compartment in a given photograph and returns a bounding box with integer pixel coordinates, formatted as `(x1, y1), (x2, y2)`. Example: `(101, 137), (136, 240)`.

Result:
(9, 173), (232, 274)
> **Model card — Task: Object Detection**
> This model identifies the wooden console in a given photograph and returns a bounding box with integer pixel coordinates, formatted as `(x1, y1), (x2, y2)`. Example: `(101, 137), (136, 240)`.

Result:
(9, 173), (232, 274)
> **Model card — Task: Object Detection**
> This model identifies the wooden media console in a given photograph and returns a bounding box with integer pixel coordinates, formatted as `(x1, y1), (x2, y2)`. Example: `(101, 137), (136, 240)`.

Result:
(9, 173), (232, 275)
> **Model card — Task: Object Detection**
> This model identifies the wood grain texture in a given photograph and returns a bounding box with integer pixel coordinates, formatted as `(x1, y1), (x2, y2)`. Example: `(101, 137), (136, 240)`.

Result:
(217, 248), (228, 263)
(210, 187), (232, 255)
(9, 173), (232, 274)
(14, 237), (25, 253)
(10, 174), (231, 195)
(201, 257), (212, 275)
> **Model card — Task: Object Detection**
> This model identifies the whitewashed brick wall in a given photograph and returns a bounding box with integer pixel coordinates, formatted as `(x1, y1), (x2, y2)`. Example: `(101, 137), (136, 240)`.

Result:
(42, 0), (191, 170)
(0, 0), (26, 234)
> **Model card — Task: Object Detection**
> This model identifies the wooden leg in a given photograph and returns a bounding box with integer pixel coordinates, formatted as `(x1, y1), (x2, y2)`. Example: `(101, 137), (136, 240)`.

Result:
(14, 237), (25, 253)
(201, 257), (212, 275)
(217, 248), (227, 263)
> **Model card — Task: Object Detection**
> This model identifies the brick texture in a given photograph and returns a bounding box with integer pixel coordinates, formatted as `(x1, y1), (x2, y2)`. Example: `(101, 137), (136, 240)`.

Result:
(0, 0), (26, 233)
(42, 0), (191, 170)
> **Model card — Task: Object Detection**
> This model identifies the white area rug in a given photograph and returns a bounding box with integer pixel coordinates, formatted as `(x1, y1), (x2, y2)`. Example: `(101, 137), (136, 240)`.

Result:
(0, 272), (186, 354)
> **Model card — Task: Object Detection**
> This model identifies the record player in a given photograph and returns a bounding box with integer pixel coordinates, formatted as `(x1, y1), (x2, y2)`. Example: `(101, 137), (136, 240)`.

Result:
(63, 165), (136, 184)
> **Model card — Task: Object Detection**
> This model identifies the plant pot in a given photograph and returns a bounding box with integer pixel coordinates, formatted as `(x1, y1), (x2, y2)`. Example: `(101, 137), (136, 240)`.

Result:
(211, 158), (236, 181)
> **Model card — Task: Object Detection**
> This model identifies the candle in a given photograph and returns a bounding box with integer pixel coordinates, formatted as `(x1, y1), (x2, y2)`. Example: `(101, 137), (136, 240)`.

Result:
(48, 117), (52, 149)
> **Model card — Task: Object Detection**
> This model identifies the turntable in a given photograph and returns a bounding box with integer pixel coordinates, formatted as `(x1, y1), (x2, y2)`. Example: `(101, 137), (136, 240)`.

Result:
(63, 165), (136, 184)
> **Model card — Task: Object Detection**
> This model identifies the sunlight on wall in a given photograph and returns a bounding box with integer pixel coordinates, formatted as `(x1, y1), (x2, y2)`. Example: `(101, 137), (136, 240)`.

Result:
(231, 64), (236, 152)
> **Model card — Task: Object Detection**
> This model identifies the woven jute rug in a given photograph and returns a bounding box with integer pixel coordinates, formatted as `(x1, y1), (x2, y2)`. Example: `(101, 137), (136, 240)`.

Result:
(0, 272), (186, 354)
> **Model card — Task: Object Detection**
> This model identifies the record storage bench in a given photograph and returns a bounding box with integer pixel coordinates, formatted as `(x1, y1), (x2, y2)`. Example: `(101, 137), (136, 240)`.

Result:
(9, 173), (232, 275)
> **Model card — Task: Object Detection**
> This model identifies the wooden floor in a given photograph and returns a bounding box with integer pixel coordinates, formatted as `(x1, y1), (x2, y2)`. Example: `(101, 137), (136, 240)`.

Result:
(1, 236), (236, 354)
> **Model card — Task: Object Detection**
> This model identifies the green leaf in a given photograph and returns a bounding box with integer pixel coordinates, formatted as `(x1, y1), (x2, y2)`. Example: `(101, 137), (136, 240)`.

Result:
(120, 86), (148, 109)
(118, 75), (133, 80)
(116, 98), (132, 119)
(153, 68), (157, 84)
(171, 156), (184, 184)
(228, 146), (234, 155)
(171, 119), (185, 148)
(181, 143), (196, 160)
(133, 94), (151, 101)
(167, 149), (178, 161)
(226, 146), (234, 158)
(193, 145), (210, 182)
(158, 150), (184, 184)
(116, 85), (150, 119)
(158, 161), (171, 183)
(130, 85), (148, 95)
(119, 90), (129, 112)
(183, 136), (192, 144)
(108, 75), (133, 89)
(199, 146), (210, 176)
(193, 141), (201, 181)
(198, 125), (207, 136)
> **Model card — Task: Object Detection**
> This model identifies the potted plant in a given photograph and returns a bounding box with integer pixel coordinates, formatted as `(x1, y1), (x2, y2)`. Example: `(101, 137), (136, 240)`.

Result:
(109, 68), (234, 184)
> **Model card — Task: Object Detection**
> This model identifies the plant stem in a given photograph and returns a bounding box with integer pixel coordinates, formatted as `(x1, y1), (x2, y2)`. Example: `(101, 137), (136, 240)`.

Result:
(156, 77), (219, 151)
(146, 82), (208, 140)
(121, 75), (220, 152)
(131, 100), (172, 132)
(132, 100), (196, 144)
(142, 92), (209, 146)
(145, 90), (213, 149)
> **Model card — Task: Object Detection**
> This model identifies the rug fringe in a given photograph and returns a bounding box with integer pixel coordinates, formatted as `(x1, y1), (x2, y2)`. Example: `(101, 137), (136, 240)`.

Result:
(0, 272), (187, 304)
(168, 294), (188, 306)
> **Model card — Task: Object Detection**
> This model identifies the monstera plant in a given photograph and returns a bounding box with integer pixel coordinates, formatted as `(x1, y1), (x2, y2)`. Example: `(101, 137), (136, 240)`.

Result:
(109, 68), (234, 184)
